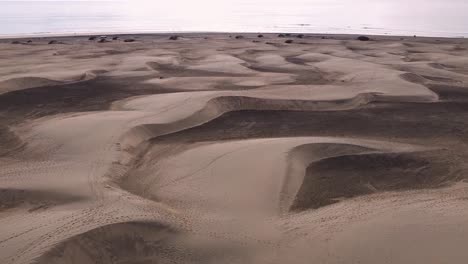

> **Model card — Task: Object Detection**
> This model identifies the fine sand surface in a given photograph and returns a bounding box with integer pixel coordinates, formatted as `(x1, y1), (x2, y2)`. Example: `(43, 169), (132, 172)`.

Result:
(1, 33), (468, 264)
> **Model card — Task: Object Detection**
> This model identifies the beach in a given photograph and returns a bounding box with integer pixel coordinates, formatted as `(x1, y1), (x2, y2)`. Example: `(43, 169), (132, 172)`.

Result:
(1, 33), (468, 264)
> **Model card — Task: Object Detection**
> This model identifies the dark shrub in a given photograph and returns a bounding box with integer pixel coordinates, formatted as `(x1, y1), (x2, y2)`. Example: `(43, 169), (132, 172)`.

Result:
(357, 36), (370, 41)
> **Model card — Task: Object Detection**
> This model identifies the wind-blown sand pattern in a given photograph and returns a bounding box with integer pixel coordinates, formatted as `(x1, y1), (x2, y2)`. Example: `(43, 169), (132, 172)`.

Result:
(1, 34), (468, 264)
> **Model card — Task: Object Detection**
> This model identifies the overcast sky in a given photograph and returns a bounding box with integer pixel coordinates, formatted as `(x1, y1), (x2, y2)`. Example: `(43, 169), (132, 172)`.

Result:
(2, 0), (466, 36)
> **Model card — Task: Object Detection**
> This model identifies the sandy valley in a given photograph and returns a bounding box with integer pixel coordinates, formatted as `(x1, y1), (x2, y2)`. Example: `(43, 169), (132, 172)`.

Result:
(1, 33), (468, 264)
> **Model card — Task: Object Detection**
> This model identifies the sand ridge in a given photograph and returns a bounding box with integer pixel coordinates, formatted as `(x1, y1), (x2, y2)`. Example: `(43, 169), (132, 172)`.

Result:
(1, 33), (468, 264)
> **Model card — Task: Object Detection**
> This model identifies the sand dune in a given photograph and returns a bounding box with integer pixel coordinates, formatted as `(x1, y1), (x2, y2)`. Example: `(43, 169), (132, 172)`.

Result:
(291, 149), (454, 211)
(1, 33), (468, 264)
(36, 222), (176, 264)
(0, 77), (62, 94)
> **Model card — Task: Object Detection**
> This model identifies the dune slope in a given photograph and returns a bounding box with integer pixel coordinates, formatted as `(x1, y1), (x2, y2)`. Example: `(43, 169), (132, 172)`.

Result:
(0, 33), (468, 264)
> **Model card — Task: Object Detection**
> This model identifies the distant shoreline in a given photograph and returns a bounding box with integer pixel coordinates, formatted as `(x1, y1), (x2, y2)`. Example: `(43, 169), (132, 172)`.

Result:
(0, 31), (466, 41)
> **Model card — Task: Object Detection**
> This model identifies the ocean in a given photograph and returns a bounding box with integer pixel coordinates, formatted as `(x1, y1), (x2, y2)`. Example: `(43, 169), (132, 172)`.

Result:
(1, 0), (467, 37)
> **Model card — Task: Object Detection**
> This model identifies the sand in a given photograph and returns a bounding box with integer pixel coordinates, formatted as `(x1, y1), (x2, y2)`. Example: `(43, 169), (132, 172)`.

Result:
(1, 33), (468, 264)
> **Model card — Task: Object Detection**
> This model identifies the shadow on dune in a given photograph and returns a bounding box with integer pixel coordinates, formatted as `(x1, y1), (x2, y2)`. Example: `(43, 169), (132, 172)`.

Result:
(35, 222), (176, 264)
(146, 61), (250, 77)
(35, 221), (249, 264)
(279, 143), (375, 212)
(0, 188), (86, 212)
(291, 150), (456, 211)
(0, 126), (23, 156)
(122, 93), (380, 149)
(0, 76), (173, 122)
(145, 100), (468, 144)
